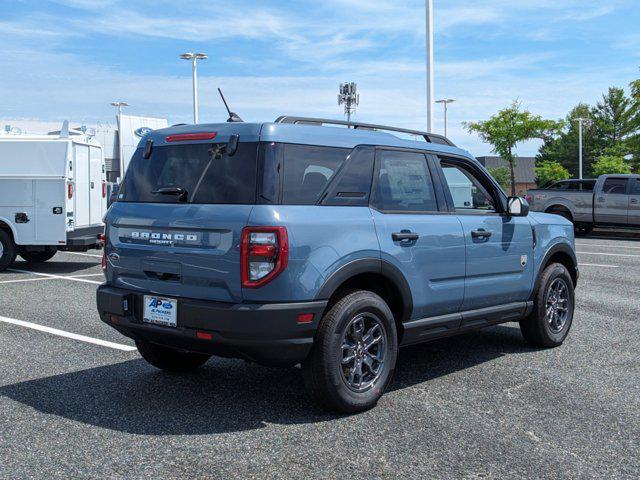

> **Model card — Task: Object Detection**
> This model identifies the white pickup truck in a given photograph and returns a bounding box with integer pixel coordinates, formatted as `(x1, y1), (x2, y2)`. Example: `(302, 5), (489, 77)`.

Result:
(527, 174), (640, 235)
(0, 127), (106, 271)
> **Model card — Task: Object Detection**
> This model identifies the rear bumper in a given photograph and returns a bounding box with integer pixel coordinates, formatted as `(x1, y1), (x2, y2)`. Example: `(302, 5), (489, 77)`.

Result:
(63, 226), (103, 251)
(96, 285), (327, 366)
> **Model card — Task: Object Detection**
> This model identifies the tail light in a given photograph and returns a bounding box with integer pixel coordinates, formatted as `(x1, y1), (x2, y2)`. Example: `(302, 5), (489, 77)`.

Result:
(241, 227), (288, 288)
(67, 183), (74, 199)
(166, 132), (217, 142)
(100, 231), (106, 270)
(525, 194), (532, 203)
(102, 181), (107, 198)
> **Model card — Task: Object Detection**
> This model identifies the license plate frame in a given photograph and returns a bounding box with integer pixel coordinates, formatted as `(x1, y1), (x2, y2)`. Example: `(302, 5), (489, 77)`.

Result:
(143, 295), (178, 328)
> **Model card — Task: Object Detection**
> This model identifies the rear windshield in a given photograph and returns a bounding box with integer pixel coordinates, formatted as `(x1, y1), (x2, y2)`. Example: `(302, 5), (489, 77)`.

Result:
(119, 142), (258, 204)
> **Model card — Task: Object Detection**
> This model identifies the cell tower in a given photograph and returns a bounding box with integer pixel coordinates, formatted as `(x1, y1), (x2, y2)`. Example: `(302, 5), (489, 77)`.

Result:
(338, 82), (359, 123)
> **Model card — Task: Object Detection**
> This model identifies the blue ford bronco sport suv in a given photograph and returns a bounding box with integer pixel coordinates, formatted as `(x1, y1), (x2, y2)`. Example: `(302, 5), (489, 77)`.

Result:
(97, 116), (578, 413)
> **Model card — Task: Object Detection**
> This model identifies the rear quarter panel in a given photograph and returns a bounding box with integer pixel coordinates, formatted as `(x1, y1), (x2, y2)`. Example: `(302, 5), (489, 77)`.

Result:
(530, 190), (593, 223)
(244, 205), (379, 302)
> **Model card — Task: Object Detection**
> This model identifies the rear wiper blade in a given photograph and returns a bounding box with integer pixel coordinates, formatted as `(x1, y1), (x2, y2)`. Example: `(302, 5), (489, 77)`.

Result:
(151, 187), (188, 201)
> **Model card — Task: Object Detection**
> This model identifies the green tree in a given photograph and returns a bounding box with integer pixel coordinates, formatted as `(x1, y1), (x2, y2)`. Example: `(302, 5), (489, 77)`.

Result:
(592, 87), (638, 154)
(537, 104), (598, 176)
(535, 161), (570, 187)
(591, 155), (632, 176)
(487, 166), (511, 191)
(465, 101), (563, 195)
(629, 77), (640, 171)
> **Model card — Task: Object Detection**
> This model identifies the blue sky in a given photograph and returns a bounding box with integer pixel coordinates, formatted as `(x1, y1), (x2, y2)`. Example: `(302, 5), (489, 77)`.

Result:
(1, 0), (639, 155)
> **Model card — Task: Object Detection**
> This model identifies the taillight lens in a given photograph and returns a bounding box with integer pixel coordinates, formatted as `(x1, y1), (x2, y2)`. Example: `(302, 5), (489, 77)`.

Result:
(102, 181), (107, 198)
(241, 227), (288, 288)
(525, 194), (532, 203)
(100, 232), (106, 270)
(68, 183), (74, 199)
(165, 132), (217, 142)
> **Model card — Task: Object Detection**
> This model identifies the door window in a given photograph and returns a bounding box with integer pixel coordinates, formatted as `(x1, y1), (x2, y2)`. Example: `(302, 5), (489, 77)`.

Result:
(372, 150), (437, 212)
(440, 161), (497, 213)
(630, 179), (640, 195)
(602, 178), (628, 195)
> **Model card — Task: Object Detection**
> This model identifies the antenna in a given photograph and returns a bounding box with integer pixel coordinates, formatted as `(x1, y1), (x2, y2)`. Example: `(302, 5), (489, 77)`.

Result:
(338, 82), (360, 124)
(217, 88), (244, 123)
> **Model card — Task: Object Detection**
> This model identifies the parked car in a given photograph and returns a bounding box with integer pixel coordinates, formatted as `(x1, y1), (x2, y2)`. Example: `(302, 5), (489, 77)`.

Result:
(0, 125), (106, 272)
(97, 117), (578, 413)
(527, 175), (640, 235)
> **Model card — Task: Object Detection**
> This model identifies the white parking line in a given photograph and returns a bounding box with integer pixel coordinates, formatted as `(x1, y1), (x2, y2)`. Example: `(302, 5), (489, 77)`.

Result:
(577, 251), (640, 258)
(8, 268), (102, 285)
(0, 315), (136, 351)
(62, 251), (103, 258)
(68, 273), (105, 278)
(0, 277), (57, 285)
(578, 263), (620, 268)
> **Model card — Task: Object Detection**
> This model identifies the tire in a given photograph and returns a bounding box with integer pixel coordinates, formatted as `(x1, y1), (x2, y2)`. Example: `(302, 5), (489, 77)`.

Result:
(136, 340), (211, 372)
(519, 263), (575, 348)
(0, 229), (17, 272)
(574, 225), (593, 237)
(18, 247), (57, 263)
(302, 290), (398, 413)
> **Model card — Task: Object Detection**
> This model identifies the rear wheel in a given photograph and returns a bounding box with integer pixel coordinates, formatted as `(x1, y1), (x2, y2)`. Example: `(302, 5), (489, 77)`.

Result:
(18, 246), (57, 263)
(302, 290), (398, 413)
(136, 340), (211, 372)
(520, 263), (575, 348)
(0, 230), (17, 272)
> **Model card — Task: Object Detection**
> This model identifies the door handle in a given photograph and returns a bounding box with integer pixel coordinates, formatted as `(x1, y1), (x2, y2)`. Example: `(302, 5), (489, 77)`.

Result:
(392, 231), (419, 242)
(471, 229), (492, 239)
(631, 199), (639, 205)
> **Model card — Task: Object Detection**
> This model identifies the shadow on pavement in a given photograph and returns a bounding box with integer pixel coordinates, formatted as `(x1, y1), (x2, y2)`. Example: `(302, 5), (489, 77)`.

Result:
(8, 259), (101, 276)
(582, 229), (640, 242)
(1, 325), (535, 435)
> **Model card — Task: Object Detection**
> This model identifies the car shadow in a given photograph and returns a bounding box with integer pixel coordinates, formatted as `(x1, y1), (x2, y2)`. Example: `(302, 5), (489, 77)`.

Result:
(1, 325), (535, 435)
(9, 259), (101, 275)
(583, 229), (640, 242)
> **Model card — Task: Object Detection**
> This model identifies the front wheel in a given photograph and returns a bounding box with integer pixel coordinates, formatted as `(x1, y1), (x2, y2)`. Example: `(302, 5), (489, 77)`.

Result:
(520, 263), (575, 348)
(136, 340), (211, 372)
(18, 246), (57, 263)
(302, 290), (398, 413)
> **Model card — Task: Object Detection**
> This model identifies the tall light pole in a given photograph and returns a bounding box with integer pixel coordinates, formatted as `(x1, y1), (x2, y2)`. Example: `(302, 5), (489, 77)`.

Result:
(180, 52), (208, 124)
(435, 99), (455, 137)
(110, 101), (128, 182)
(425, 0), (434, 132)
(575, 117), (589, 179)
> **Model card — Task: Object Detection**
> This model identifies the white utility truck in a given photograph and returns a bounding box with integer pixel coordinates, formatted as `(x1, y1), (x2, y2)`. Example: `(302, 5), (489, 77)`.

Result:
(0, 123), (106, 271)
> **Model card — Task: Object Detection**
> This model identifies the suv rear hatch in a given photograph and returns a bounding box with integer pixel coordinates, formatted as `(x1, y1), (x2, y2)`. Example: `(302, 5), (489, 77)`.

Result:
(106, 126), (260, 303)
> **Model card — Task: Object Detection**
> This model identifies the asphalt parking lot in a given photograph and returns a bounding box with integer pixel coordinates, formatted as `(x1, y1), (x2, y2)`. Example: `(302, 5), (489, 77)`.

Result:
(1, 233), (639, 479)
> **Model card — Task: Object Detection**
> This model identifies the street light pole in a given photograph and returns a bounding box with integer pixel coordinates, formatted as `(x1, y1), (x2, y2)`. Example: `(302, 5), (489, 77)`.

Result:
(435, 99), (455, 137)
(575, 117), (589, 180)
(425, 0), (434, 132)
(110, 101), (129, 182)
(180, 52), (208, 124)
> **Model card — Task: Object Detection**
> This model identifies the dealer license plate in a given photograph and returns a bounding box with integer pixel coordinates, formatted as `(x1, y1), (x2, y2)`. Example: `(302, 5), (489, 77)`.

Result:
(143, 296), (177, 327)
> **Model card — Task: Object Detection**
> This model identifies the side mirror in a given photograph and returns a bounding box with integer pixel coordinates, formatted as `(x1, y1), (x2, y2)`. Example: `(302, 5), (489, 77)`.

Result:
(226, 134), (239, 157)
(508, 196), (529, 217)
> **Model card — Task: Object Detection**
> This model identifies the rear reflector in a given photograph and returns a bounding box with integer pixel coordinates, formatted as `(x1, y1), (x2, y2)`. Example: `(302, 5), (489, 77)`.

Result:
(102, 181), (107, 198)
(296, 313), (314, 324)
(165, 132), (217, 142)
(196, 331), (213, 341)
(67, 183), (74, 199)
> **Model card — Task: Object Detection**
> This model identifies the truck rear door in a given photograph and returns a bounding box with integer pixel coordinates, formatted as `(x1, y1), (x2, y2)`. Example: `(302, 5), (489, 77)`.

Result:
(89, 146), (104, 225)
(628, 178), (640, 226)
(73, 144), (91, 228)
(594, 177), (630, 225)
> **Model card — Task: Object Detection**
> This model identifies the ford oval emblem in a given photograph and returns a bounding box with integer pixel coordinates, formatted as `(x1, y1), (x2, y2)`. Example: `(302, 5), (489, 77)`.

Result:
(134, 127), (153, 138)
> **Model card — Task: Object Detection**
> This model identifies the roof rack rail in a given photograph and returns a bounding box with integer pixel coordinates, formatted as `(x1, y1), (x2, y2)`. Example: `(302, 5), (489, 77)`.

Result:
(274, 116), (456, 147)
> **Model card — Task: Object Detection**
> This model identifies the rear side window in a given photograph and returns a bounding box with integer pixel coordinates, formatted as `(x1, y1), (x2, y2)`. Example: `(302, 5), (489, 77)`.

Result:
(120, 142), (258, 204)
(281, 144), (349, 205)
(602, 178), (628, 195)
(373, 150), (438, 212)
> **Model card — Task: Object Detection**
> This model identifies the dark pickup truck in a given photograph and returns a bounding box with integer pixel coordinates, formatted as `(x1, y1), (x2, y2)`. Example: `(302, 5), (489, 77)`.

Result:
(527, 175), (640, 235)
